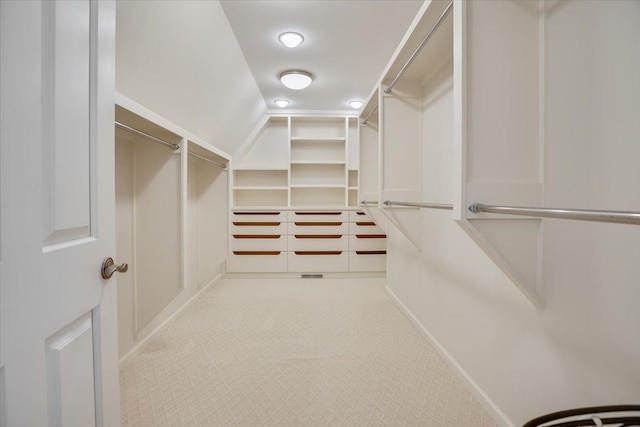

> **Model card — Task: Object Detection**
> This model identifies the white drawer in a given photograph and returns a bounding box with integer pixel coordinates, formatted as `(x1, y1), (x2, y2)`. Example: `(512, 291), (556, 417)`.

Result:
(288, 235), (348, 252)
(288, 222), (348, 236)
(348, 221), (383, 235)
(349, 211), (371, 222)
(349, 251), (386, 272)
(232, 211), (285, 222)
(348, 235), (386, 252)
(227, 251), (287, 272)
(287, 251), (348, 273)
(230, 235), (287, 251)
(288, 211), (348, 223)
(231, 222), (287, 235)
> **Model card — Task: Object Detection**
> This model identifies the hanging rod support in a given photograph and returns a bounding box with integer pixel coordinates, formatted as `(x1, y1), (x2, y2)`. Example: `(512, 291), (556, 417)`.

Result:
(115, 121), (180, 151)
(360, 200), (379, 206)
(384, 200), (453, 210)
(384, 1), (453, 94)
(469, 203), (640, 225)
(361, 105), (379, 126)
(188, 151), (227, 169)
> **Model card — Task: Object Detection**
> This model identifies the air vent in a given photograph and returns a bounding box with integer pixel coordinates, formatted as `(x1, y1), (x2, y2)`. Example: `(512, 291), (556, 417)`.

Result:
(301, 274), (323, 279)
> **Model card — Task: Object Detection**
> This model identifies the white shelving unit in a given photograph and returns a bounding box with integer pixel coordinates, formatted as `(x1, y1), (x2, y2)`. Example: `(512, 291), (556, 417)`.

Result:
(228, 114), (386, 275)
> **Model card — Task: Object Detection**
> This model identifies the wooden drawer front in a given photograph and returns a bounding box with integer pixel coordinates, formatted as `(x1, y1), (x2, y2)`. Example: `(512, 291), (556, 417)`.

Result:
(287, 251), (348, 273)
(349, 211), (371, 222)
(288, 222), (348, 236)
(349, 235), (386, 252)
(348, 221), (383, 235)
(349, 252), (386, 272)
(227, 252), (287, 272)
(231, 222), (287, 235)
(287, 211), (348, 223)
(232, 211), (285, 222)
(231, 235), (287, 252)
(288, 235), (348, 252)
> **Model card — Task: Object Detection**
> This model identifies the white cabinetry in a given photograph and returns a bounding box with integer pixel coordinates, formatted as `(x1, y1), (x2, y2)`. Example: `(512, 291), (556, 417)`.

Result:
(228, 113), (385, 275)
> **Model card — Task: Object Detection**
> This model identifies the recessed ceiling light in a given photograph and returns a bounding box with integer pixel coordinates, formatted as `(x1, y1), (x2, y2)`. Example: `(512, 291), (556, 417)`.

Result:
(274, 99), (290, 108)
(279, 70), (313, 90)
(278, 32), (304, 48)
(349, 100), (364, 109)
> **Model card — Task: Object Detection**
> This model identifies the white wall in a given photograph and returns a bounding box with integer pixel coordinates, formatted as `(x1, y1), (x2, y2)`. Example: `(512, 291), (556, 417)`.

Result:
(386, 2), (640, 425)
(116, 0), (266, 156)
(115, 130), (183, 358)
(188, 156), (228, 289)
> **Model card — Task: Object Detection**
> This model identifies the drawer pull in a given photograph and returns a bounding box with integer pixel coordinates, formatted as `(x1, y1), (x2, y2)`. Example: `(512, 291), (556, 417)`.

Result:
(356, 212), (366, 215)
(295, 211), (342, 215)
(233, 212), (280, 215)
(233, 234), (280, 239)
(356, 222), (376, 226)
(356, 251), (387, 255)
(233, 222), (281, 226)
(295, 251), (342, 255)
(295, 222), (342, 226)
(355, 234), (386, 239)
(233, 251), (281, 256)
(295, 235), (342, 239)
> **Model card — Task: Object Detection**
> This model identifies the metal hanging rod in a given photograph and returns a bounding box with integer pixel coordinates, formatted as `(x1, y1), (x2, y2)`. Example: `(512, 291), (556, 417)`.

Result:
(360, 200), (379, 206)
(469, 203), (640, 225)
(361, 105), (378, 126)
(384, 200), (453, 210)
(115, 121), (180, 151)
(384, 1), (453, 94)
(188, 151), (227, 169)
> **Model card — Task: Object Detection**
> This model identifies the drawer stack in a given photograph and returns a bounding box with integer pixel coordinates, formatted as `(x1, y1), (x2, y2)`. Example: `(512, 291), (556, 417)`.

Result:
(288, 211), (349, 272)
(348, 211), (387, 272)
(227, 210), (386, 273)
(227, 211), (287, 272)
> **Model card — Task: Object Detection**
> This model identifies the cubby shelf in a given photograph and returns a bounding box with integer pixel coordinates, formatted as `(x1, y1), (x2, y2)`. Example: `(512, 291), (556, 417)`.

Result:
(233, 186), (288, 190)
(291, 137), (345, 142)
(290, 184), (345, 189)
(290, 160), (346, 165)
(232, 115), (358, 208)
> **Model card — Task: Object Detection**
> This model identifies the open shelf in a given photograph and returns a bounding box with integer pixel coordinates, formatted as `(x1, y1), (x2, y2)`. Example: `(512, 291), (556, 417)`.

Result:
(291, 187), (345, 207)
(234, 169), (288, 187)
(290, 160), (346, 165)
(290, 184), (345, 189)
(290, 140), (345, 163)
(234, 189), (288, 207)
(290, 117), (346, 140)
(233, 186), (288, 191)
(291, 137), (345, 143)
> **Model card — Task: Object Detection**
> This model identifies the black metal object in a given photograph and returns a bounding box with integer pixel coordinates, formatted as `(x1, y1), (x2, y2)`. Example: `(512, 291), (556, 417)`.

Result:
(523, 405), (640, 427)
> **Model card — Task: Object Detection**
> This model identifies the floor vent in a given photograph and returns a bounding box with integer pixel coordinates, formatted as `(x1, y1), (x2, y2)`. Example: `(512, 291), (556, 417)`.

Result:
(301, 274), (323, 279)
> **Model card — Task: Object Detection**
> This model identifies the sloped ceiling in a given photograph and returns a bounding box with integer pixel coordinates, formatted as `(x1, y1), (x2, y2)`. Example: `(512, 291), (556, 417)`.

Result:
(220, 0), (423, 111)
(116, 0), (266, 156)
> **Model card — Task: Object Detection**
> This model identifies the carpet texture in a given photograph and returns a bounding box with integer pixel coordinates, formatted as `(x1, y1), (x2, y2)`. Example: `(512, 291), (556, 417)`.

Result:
(120, 278), (498, 426)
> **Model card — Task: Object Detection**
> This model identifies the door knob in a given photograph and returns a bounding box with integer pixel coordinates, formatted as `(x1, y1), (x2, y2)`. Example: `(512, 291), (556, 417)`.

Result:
(101, 257), (129, 279)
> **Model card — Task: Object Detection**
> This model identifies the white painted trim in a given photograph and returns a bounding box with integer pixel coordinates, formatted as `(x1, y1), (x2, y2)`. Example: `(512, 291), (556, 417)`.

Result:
(118, 273), (223, 369)
(222, 272), (384, 280)
(384, 285), (515, 427)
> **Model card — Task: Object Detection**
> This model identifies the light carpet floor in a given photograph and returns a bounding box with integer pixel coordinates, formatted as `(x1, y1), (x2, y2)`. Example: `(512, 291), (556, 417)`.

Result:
(120, 278), (498, 426)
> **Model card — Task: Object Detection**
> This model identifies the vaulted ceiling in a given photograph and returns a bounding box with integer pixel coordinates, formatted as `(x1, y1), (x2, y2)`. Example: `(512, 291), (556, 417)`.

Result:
(220, 0), (422, 111)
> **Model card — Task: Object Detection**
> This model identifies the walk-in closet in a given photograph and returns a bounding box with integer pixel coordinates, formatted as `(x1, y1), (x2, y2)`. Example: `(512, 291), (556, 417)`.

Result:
(1, 0), (639, 426)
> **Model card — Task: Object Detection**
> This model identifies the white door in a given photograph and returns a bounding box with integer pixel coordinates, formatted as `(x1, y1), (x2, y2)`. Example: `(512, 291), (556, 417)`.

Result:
(0, 1), (120, 426)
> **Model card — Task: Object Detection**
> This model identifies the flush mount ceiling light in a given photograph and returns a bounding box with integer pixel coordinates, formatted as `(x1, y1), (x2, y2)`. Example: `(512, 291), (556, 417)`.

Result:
(274, 99), (290, 108)
(279, 70), (313, 90)
(278, 32), (304, 48)
(349, 100), (364, 109)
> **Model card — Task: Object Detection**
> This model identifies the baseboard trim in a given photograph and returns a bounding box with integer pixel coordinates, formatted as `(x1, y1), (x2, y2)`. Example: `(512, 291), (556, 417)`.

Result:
(384, 285), (515, 427)
(119, 273), (223, 369)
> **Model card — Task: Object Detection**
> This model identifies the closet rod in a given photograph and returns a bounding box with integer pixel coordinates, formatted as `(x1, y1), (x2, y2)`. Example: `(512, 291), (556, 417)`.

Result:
(188, 151), (227, 169)
(469, 203), (640, 225)
(384, 1), (453, 94)
(361, 105), (378, 126)
(115, 121), (180, 151)
(384, 200), (453, 210)
(360, 200), (379, 206)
